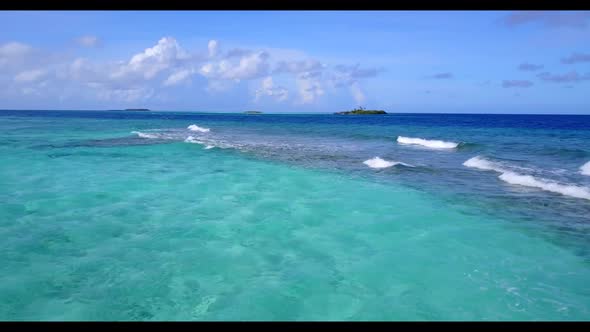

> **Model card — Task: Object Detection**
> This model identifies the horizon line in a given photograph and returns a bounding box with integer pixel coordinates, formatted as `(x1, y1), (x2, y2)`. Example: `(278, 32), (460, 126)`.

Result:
(1, 109), (590, 116)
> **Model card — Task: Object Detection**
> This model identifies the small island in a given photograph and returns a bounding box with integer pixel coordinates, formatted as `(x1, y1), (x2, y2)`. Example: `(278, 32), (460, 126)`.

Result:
(334, 107), (387, 115)
(244, 111), (263, 114)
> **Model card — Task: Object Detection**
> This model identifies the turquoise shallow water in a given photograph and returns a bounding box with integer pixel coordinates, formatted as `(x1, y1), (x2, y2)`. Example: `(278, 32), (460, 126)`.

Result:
(1, 110), (590, 320)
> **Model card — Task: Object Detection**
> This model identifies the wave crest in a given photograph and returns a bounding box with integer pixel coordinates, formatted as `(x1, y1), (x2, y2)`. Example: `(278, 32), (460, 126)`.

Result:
(185, 136), (216, 150)
(463, 156), (506, 172)
(499, 171), (590, 200)
(131, 131), (159, 139)
(397, 136), (458, 149)
(581, 161), (590, 176)
(363, 157), (413, 169)
(187, 124), (210, 133)
(464, 156), (590, 200)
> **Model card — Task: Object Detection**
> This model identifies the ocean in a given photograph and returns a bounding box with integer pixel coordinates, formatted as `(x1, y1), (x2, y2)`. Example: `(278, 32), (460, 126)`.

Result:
(1, 110), (589, 320)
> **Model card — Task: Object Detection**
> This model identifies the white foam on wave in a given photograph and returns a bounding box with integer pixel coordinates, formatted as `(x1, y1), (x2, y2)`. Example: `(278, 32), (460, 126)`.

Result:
(463, 156), (506, 172)
(581, 161), (590, 176)
(131, 131), (159, 139)
(397, 136), (459, 149)
(499, 171), (590, 200)
(184, 136), (203, 144)
(187, 124), (210, 133)
(185, 136), (216, 150)
(464, 156), (590, 201)
(363, 157), (413, 169)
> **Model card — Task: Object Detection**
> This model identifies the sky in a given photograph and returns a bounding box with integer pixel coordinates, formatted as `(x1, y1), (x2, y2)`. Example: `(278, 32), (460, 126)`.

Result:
(0, 10), (589, 114)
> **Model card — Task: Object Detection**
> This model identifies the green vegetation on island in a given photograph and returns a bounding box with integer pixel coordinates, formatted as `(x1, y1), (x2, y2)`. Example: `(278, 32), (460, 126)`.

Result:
(334, 107), (387, 115)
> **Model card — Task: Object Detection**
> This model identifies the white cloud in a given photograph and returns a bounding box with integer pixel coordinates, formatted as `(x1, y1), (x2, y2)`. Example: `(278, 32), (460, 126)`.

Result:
(0, 42), (34, 68)
(199, 51), (270, 81)
(274, 59), (324, 73)
(208, 40), (218, 57)
(296, 71), (324, 104)
(67, 58), (91, 80)
(349, 82), (366, 105)
(63, 37), (195, 102)
(271, 59), (328, 103)
(119, 36), (189, 80)
(14, 69), (46, 83)
(228, 51), (270, 80)
(255, 76), (289, 102)
(163, 68), (195, 86)
(76, 35), (100, 48)
(129, 37), (188, 66)
(0, 42), (32, 57)
(0, 37), (381, 107)
(226, 48), (251, 58)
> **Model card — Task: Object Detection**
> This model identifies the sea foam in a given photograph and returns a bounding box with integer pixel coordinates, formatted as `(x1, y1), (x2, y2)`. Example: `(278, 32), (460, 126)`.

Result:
(187, 124), (211, 133)
(464, 156), (590, 200)
(185, 136), (216, 150)
(581, 161), (590, 176)
(131, 131), (159, 139)
(185, 136), (203, 144)
(499, 171), (590, 200)
(397, 136), (459, 149)
(363, 157), (412, 169)
(463, 156), (506, 172)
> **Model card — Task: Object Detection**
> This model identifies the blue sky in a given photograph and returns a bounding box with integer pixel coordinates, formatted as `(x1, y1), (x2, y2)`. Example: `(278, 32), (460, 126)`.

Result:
(0, 11), (589, 113)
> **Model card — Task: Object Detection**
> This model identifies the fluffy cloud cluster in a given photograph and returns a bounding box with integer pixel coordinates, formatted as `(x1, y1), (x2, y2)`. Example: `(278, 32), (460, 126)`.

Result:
(64, 37), (194, 102)
(0, 37), (381, 106)
(0, 42), (36, 69)
(199, 51), (270, 81)
(255, 76), (288, 102)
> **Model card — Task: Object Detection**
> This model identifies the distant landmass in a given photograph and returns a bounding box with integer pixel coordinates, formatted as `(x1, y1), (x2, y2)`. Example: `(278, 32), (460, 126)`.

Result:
(334, 107), (387, 115)
(244, 111), (263, 114)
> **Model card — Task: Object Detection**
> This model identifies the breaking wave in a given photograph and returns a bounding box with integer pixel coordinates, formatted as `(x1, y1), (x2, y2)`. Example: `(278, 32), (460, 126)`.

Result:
(184, 136), (200, 143)
(131, 131), (159, 139)
(187, 124), (210, 133)
(397, 136), (459, 149)
(499, 172), (590, 200)
(464, 156), (590, 201)
(463, 156), (506, 172)
(581, 161), (590, 176)
(185, 136), (217, 150)
(363, 157), (413, 169)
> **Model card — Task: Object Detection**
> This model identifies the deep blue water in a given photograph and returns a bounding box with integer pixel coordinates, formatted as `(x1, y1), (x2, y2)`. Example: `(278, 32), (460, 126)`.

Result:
(2, 110), (590, 130)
